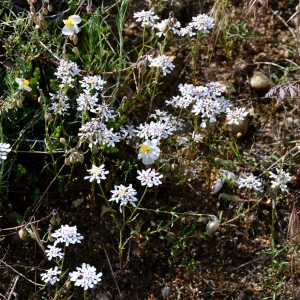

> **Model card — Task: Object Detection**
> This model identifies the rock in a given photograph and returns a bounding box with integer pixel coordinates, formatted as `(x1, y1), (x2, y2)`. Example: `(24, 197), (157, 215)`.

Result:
(250, 74), (271, 91)
(224, 116), (248, 138)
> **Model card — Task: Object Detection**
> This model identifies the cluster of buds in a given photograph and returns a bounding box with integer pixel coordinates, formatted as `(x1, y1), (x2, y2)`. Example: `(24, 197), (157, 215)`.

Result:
(64, 148), (84, 165)
(27, 0), (51, 29)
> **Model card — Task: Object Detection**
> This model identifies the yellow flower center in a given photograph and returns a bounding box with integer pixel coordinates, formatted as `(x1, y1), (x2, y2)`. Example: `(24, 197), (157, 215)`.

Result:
(22, 80), (29, 87)
(140, 144), (150, 153)
(65, 18), (74, 26)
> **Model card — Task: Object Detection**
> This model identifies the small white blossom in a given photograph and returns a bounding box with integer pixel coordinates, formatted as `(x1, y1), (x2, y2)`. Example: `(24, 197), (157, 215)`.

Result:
(0, 143), (11, 160)
(226, 107), (248, 125)
(133, 10), (159, 28)
(137, 169), (163, 187)
(189, 14), (214, 34)
(45, 245), (64, 261)
(138, 139), (160, 165)
(69, 263), (102, 290)
(41, 266), (61, 285)
(15, 78), (32, 92)
(269, 168), (292, 192)
(84, 164), (109, 184)
(148, 55), (175, 76)
(238, 173), (262, 191)
(109, 184), (138, 212)
(79, 75), (106, 91)
(52, 224), (84, 246)
(62, 15), (81, 35)
(180, 25), (196, 37)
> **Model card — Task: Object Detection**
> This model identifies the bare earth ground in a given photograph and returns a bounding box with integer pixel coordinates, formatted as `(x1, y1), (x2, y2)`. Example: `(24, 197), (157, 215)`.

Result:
(1, 0), (300, 299)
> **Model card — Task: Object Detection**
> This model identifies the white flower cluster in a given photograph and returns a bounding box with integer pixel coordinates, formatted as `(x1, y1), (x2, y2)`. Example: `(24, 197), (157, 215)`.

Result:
(137, 168), (163, 187)
(54, 59), (81, 88)
(0, 143), (11, 160)
(133, 10), (214, 37)
(69, 263), (102, 290)
(226, 107), (248, 125)
(41, 266), (61, 285)
(135, 110), (184, 140)
(133, 10), (159, 29)
(41, 225), (102, 290)
(51, 224), (84, 246)
(148, 54), (175, 76)
(77, 75), (113, 118)
(48, 91), (70, 116)
(84, 164), (109, 184)
(238, 173), (262, 191)
(166, 82), (230, 127)
(78, 119), (121, 149)
(269, 168), (292, 192)
(109, 184), (138, 212)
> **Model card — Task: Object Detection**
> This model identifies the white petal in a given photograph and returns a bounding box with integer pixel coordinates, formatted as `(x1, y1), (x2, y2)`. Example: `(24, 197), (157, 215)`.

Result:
(62, 26), (74, 35)
(212, 179), (223, 194)
(70, 15), (81, 24)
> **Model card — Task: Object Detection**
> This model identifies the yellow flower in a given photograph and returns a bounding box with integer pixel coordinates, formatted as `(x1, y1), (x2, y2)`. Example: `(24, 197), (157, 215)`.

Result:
(15, 78), (32, 92)
(62, 15), (81, 36)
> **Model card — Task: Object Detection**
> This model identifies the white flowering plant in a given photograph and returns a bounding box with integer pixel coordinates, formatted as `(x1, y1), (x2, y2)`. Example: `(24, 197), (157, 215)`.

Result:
(0, 1), (299, 299)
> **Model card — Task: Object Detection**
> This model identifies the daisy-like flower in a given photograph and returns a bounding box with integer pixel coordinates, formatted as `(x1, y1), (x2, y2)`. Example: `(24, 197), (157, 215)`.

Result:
(109, 184), (138, 212)
(226, 107), (248, 125)
(269, 168), (292, 192)
(138, 139), (160, 165)
(51, 224), (84, 246)
(0, 143), (11, 160)
(84, 164), (109, 184)
(133, 10), (159, 29)
(69, 263), (102, 290)
(137, 169), (163, 187)
(148, 55), (175, 76)
(45, 245), (64, 261)
(15, 78), (32, 92)
(62, 15), (81, 35)
(238, 173), (262, 191)
(41, 266), (61, 285)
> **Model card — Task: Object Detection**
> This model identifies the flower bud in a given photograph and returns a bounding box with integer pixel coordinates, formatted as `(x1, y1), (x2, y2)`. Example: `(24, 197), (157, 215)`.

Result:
(17, 100), (23, 108)
(18, 228), (28, 240)
(44, 113), (52, 121)
(60, 138), (67, 145)
(38, 95), (44, 104)
(72, 34), (78, 45)
(72, 47), (80, 56)
(86, 5), (92, 13)
(212, 179), (223, 194)
(165, 30), (173, 40)
(207, 217), (219, 236)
